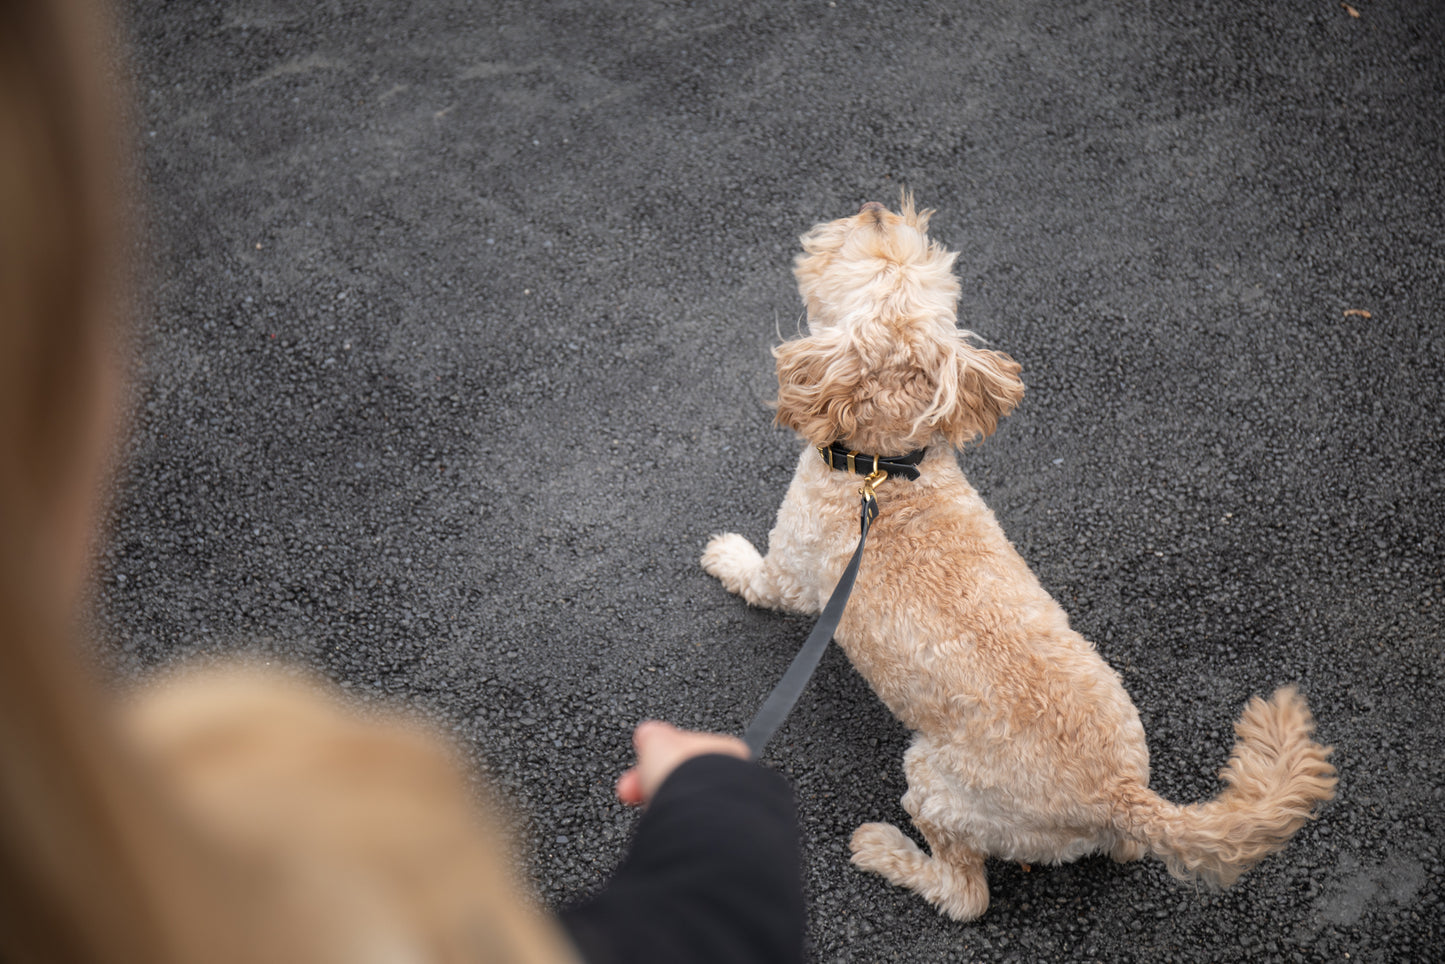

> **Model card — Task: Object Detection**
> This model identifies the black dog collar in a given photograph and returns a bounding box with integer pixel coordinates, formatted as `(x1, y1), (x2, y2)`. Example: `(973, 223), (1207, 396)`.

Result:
(817, 443), (926, 481)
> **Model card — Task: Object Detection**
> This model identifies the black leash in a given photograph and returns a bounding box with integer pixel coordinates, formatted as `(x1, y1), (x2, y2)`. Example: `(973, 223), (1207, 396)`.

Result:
(741, 446), (924, 758)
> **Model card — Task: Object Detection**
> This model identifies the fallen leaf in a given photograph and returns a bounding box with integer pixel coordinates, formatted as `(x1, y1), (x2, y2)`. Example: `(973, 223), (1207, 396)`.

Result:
(1342, 3), (1361, 17)
(1343, 308), (1372, 319)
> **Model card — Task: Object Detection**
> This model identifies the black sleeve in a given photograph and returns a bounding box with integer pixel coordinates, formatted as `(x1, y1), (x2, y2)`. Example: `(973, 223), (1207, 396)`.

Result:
(558, 754), (806, 964)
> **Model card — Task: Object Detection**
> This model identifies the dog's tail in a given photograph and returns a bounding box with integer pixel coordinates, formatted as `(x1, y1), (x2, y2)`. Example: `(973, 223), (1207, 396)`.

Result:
(1112, 685), (1336, 886)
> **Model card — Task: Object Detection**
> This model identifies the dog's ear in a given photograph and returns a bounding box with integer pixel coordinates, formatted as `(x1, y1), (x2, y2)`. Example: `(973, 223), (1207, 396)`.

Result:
(772, 329), (862, 447)
(933, 339), (1025, 447)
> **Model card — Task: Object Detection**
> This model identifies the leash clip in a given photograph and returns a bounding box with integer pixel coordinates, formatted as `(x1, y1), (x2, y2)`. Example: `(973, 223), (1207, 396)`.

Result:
(859, 468), (886, 525)
(859, 468), (887, 501)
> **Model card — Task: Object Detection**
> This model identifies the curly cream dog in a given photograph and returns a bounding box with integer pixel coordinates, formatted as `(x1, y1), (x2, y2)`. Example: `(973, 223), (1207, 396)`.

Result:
(701, 196), (1336, 920)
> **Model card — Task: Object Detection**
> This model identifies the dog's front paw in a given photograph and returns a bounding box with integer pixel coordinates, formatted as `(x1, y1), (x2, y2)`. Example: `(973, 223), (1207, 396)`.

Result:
(701, 532), (764, 598)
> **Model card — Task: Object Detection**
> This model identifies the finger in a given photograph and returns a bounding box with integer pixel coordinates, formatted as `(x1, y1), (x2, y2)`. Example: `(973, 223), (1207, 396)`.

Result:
(631, 719), (673, 753)
(615, 767), (644, 806)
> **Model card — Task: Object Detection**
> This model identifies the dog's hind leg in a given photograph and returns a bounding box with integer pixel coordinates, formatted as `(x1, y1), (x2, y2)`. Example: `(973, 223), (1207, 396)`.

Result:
(850, 821), (989, 921)
(1108, 836), (1145, 863)
(850, 740), (990, 920)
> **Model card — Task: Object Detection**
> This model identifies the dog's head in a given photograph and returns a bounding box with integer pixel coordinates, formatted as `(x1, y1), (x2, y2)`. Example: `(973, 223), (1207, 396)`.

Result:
(774, 194), (1024, 453)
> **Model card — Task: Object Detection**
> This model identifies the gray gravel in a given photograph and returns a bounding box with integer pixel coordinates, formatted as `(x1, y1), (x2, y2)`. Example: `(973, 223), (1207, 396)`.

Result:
(100, 1), (1442, 961)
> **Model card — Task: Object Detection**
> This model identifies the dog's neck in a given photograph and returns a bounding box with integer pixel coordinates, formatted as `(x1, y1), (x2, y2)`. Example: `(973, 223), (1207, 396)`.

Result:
(816, 442), (927, 480)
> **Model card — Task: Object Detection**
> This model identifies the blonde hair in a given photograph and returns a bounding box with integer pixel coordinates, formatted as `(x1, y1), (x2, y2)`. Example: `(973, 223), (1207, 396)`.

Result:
(1, 3), (570, 960)
(1, 1), (172, 958)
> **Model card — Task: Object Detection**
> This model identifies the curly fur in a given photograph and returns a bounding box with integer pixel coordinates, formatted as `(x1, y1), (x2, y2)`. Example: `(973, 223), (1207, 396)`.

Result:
(703, 197), (1336, 920)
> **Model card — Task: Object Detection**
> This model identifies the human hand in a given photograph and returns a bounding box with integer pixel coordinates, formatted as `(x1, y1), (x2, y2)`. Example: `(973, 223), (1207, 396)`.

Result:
(614, 721), (749, 806)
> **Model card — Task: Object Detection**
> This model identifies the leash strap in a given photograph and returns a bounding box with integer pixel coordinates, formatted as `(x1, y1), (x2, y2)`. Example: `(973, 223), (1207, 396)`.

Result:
(743, 481), (881, 758)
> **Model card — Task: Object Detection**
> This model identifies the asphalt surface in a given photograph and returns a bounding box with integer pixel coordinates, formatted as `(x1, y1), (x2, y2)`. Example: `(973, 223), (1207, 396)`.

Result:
(99, 2), (1442, 961)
